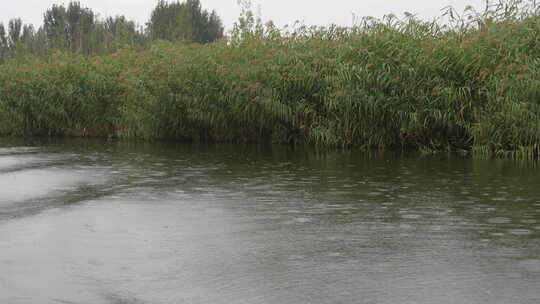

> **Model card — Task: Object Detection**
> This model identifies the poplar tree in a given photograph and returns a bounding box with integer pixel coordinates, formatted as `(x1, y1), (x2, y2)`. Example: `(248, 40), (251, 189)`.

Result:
(148, 0), (223, 43)
(8, 18), (22, 54)
(0, 23), (7, 62)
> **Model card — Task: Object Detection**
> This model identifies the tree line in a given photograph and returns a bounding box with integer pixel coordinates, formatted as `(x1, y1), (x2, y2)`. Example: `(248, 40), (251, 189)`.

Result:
(0, 0), (224, 63)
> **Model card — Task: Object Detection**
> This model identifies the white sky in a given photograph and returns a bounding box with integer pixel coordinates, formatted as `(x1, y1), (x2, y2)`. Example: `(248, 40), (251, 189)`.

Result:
(1, 0), (487, 32)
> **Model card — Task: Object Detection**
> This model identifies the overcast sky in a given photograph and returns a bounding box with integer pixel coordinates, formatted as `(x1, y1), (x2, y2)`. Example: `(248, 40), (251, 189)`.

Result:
(1, 0), (487, 32)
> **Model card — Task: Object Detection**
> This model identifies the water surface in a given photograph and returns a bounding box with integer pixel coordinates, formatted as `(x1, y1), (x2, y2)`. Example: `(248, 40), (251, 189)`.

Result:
(1, 139), (539, 304)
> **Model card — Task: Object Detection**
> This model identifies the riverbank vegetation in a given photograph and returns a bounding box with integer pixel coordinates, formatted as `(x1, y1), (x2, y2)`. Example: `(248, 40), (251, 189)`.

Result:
(1, 0), (540, 158)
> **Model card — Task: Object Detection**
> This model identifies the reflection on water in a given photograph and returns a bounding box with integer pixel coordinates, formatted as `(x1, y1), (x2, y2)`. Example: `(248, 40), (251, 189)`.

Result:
(0, 138), (539, 304)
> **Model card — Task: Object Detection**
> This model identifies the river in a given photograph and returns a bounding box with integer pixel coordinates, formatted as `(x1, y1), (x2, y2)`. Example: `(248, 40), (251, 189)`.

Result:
(1, 138), (539, 304)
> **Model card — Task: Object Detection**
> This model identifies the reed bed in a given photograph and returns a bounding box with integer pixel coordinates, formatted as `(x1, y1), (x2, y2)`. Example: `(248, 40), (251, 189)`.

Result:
(1, 0), (540, 158)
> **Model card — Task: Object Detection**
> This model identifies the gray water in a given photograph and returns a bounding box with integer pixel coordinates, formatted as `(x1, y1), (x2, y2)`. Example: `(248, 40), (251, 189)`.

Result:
(0, 138), (539, 304)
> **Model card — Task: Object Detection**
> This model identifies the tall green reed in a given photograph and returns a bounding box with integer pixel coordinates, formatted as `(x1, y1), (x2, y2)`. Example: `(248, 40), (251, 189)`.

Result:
(0, 0), (539, 158)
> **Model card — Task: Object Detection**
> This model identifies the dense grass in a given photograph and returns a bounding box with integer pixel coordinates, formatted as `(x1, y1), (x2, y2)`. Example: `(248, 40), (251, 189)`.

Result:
(1, 1), (540, 158)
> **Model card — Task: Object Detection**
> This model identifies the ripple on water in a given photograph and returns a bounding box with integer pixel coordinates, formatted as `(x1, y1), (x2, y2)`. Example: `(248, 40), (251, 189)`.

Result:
(519, 259), (540, 272)
(399, 223), (413, 230)
(487, 217), (512, 224)
(0, 169), (105, 204)
(0, 147), (39, 155)
(509, 229), (532, 236)
(430, 225), (444, 232)
(295, 217), (312, 224)
(401, 214), (422, 220)
(0, 156), (28, 170)
(0, 154), (56, 171)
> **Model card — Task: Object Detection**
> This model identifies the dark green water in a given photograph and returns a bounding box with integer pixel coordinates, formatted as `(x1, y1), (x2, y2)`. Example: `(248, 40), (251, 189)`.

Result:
(1, 138), (539, 304)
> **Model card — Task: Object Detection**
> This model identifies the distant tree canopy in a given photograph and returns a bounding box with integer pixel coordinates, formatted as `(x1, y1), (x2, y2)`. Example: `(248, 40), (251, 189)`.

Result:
(0, 0), (224, 63)
(148, 0), (224, 43)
